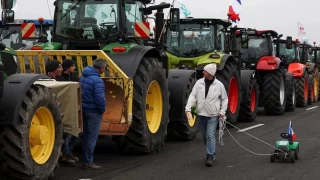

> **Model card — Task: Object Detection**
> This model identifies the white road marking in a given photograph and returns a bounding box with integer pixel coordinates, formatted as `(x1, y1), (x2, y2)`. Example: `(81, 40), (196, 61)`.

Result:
(237, 124), (264, 133)
(306, 106), (318, 111)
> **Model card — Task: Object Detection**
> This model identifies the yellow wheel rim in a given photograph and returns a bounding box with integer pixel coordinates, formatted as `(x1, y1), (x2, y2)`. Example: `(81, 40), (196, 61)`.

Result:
(29, 107), (55, 164)
(146, 80), (163, 134)
(314, 73), (319, 98)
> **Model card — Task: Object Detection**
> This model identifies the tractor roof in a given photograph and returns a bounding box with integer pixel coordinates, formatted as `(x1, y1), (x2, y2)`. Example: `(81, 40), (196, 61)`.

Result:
(274, 38), (300, 44)
(178, 18), (232, 27)
(236, 29), (278, 37)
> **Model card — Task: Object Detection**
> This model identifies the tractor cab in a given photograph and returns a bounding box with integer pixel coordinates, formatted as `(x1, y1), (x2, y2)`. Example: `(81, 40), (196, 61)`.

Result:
(165, 18), (231, 58)
(0, 19), (53, 50)
(312, 44), (320, 67)
(237, 29), (281, 69)
(273, 38), (301, 67)
(299, 42), (314, 65)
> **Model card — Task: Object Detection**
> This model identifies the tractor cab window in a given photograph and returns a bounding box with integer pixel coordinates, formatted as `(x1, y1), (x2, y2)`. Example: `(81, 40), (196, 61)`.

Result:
(166, 23), (224, 57)
(279, 43), (297, 64)
(239, 36), (271, 61)
(0, 24), (52, 50)
(55, 0), (119, 40)
(299, 45), (313, 63)
(125, 2), (143, 35)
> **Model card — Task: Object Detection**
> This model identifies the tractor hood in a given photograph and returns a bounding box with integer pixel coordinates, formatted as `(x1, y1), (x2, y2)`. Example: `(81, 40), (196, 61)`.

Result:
(166, 51), (226, 69)
(32, 42), (62, 50)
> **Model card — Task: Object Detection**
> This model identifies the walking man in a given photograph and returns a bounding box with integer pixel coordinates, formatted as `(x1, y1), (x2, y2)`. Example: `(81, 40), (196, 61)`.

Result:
(57, 59), (81, 166)
(80, 58), (107, 170)
(185, 63), (228, 167)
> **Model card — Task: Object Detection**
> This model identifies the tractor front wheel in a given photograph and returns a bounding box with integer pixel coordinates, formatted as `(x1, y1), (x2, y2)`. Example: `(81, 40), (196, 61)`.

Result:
(295, 70), (308, 107)
(0, 84), (63, 180)
(262, 68), (287, 115)
(285, 73), (296, 112)
(122, 57), (169, 154)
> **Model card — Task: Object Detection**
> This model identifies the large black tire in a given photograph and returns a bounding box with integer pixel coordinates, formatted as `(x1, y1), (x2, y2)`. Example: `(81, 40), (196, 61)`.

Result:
(239, 70), (258, 122)
(215, 60), (241, 125)
(0, 84), (63, 180)
(285, 72), (296, 112)
(167, 75), (198, 140)
(262, 68), (287, 115)
(308, 75), (314, 105)
(294, 70), (309, 107)
(120, 57), (169, 154)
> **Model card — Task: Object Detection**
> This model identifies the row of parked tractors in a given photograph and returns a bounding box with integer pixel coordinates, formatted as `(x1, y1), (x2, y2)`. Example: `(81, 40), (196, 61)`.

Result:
(0, 0), (319, 179)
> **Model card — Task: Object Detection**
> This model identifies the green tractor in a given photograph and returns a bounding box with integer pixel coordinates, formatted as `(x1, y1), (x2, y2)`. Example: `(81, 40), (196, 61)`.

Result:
(0, 1), (63, 179)
(20, 1), (198, 151)
(164, 17), (259, 124)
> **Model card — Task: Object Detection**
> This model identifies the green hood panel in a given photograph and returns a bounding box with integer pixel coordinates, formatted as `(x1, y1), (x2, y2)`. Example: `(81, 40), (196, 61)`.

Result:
(166, 51), (226, 69)
(0, 47), (16, 55)
(102, 43), (137, 54)
(33, 42), (63, 50)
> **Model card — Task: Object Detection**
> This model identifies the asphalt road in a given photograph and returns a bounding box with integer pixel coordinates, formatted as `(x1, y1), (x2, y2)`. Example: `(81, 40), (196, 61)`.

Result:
(55, 102), (320, 180)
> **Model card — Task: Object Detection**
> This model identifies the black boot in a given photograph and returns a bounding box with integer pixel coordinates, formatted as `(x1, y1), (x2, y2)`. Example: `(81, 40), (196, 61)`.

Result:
(205, 154), (213, 167)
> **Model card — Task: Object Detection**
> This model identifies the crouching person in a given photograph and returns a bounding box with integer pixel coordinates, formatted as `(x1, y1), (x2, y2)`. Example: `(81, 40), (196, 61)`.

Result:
(185, 63), (228, 167)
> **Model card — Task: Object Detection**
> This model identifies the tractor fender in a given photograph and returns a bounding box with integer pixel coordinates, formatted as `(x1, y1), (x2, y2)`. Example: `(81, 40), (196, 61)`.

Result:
(240, 70), (256, 101)
(168, 69), (196, 122)
(287, 63), (307, 77)
(306, 63), (315, 73)
(106, 45), (161, 78)
(0, 74), (50, 125)
(217, 54), (237, 70)
(256, 56), (282, 70)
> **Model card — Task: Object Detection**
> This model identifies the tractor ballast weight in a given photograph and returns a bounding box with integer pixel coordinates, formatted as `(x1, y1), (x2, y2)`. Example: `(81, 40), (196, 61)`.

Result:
(238, 28), (295, 115)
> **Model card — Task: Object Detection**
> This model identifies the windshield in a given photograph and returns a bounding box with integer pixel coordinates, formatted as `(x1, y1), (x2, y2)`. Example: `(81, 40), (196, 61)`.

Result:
(299, 45), (313, 63)
(0, 26), (52, 50)
(239, 36), (271, 61)
(279, 43), (298, 64)
(55, 0), (120, 40)
(166, 23), (225, 57)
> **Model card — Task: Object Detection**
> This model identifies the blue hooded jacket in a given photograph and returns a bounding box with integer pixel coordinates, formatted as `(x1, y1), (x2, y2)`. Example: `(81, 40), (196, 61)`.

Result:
(80, 66), (106, 114)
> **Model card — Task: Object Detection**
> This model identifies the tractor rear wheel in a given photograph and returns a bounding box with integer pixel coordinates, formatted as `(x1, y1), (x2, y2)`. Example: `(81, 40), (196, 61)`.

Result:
(216, 60), (240, 125)
(239, 70), (258, 122)
(295, 70), (308, 107)
(167, 75), (198, 140)
(123, 57), (169, 154)
(0, 84), (63, 180)
(262, 68), (287, 115)
(308, 75), (314, 105)
(285, 73), (296, 112)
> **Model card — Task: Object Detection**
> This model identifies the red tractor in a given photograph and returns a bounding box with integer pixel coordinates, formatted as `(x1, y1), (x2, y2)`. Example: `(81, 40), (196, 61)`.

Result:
(238, 28), (295, 115)
(274, 37), (310, 107)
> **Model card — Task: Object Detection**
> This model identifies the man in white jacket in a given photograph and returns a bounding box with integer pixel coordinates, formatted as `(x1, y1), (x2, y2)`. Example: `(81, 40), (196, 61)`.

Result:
(185, 63), (228, 167)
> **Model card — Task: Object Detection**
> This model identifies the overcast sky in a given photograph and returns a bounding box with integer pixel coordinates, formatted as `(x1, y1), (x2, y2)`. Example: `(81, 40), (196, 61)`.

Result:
(8, 0), (320, 44)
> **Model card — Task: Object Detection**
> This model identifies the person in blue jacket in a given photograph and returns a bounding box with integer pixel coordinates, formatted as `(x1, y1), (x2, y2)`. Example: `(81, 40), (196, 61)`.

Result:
(80, 58), (107, 170)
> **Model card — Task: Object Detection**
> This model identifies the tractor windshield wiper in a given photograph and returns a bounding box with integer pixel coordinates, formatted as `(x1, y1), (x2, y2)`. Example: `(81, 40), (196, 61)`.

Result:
(60, 0), (86, 20)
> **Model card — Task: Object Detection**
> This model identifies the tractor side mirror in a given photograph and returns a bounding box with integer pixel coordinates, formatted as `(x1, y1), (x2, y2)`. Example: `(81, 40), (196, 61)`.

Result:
(286, 36), (293, 49)
(2, 9), (14, 23)
(0, 61), (3, 98)
(240, 31), (249, 49)
(1, 0), (14, 9)
(169, 8), (179, 32)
